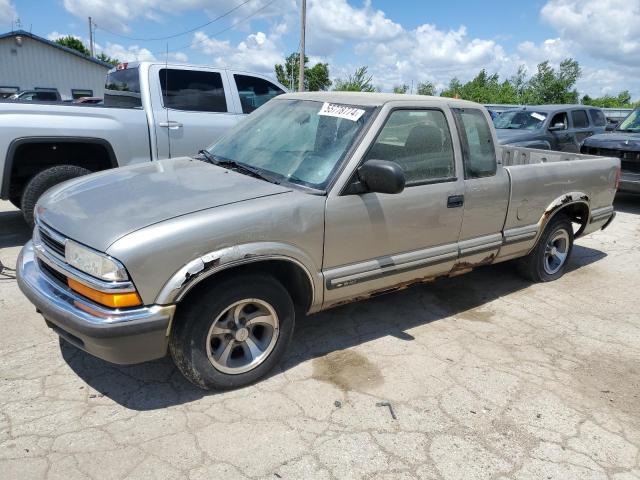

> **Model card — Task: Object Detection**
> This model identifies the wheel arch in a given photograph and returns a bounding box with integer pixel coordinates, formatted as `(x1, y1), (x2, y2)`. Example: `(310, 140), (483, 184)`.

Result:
(2, 136), (118, 199)
(536, 191), (590, 243)
(156, 244), (320, 314)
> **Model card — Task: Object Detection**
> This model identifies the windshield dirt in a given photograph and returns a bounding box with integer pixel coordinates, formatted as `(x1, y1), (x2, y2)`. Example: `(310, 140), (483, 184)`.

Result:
(617, 109), (640, 133)
(494, 110), (546, 130)
(207, 99), (374, 190)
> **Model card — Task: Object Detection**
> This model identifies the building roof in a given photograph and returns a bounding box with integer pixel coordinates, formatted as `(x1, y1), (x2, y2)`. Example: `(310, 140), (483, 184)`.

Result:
(0, 30), (112, 68)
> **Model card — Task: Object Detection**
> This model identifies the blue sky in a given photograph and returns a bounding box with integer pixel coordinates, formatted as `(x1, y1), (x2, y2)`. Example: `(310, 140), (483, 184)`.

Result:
(3, 0), (639, 97)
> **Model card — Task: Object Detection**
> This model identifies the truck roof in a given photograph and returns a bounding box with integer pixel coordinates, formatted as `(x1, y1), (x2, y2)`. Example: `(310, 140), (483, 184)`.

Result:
(278, 91), (480, 108)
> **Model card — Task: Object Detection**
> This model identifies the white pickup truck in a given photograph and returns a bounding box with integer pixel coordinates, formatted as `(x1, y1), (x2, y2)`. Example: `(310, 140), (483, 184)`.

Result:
(0, 61), (287, 226)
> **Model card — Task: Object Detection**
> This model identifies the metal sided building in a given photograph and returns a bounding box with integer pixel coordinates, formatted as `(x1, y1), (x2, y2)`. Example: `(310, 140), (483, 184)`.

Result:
(0, 30), (111, 100)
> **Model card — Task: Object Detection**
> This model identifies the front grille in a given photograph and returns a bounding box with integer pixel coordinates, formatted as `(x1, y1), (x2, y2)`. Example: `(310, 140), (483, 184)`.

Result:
(38, 226), (66, 257)
(38, 258), (68, 285)
(584, 146), (640, 172)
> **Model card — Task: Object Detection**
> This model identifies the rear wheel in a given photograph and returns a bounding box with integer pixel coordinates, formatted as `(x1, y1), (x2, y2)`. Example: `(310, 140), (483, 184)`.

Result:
(21, 165), (91, 227)
(517, 214), (574, 282)
(170, 274), (295, 390)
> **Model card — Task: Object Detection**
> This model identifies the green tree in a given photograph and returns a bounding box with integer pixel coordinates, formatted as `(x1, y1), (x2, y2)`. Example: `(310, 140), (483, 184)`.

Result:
(96, 52), (120, 67)
(440, 77), (463, 98)
(416, 81), (436, 96)
(55, 36), (90, 56)
(275, 53), (331, 91)
(393, 84), (409, 94)
(582, 90), (638, 108)
(526, 59), (581, 104)
(333, 66), (376, 92)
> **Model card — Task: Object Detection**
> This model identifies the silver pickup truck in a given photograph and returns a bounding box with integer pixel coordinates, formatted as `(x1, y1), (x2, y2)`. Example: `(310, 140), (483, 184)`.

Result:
(0, 61), (286, 226)
(17, 92), (619, 390)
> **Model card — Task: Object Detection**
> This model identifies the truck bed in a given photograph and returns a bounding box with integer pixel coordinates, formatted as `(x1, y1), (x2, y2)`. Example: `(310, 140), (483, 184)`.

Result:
(497, 145), (619, 260)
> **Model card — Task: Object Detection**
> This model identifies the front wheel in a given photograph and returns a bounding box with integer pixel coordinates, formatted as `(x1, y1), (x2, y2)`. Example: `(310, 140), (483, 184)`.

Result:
(170, 274), (295, 390)
(517, 214), (574, 282)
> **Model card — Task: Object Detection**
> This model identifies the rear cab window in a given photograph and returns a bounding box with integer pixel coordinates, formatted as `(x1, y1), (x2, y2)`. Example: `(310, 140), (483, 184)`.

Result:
(160, 69), (227, 113)
(588, 108), (606, 127)
(452, 108), (496, 178)
(233, 74), (284, 114)
(571, 109), (590, 128)
(104, 66), (142, 108)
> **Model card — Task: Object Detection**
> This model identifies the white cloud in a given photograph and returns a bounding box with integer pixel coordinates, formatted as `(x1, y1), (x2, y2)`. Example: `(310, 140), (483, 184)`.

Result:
(190, 30), (283, 75)
(102, 42), (156, 62)
(0, 0), (17, 25)
(541, 0), (640, 65)
(306, 0), (403, 55)
(169, 52), (188, 62)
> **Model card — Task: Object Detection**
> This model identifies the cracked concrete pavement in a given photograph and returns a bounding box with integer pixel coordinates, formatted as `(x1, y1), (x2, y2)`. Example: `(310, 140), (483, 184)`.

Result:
(1, 196), (639, 479)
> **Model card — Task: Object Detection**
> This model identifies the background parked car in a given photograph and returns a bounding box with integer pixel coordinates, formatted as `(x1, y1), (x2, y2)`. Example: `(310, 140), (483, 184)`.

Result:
(0, 61), (287, 226)
(493, 105), (607, 151)
(582, 108), (640, 193)
(73, 96), (103, 104)
(8, 89), (61, 102)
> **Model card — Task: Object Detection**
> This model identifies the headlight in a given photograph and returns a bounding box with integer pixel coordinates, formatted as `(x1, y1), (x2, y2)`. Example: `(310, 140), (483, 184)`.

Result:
(65, 240), (128, 281)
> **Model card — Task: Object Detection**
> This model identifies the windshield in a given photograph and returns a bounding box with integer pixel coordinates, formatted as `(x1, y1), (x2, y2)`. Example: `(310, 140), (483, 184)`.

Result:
(617, 109), (640, 133)
(207, 99), (374, 190)
(493, 110), (547, 130)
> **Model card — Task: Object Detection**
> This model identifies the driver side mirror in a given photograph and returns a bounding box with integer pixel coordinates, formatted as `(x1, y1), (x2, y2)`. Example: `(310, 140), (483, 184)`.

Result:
(548, 122), (566, 131)
(354, 159), (405, 194)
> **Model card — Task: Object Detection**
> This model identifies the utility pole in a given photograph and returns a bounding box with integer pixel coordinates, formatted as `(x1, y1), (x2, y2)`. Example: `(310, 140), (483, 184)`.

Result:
(88, 17), (94, 57)
(298, 0), (306, 92)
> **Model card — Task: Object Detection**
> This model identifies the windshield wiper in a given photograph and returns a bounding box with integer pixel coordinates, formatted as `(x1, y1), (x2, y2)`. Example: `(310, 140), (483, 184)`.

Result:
(196, 149), (216, 164)
(616, 128), (638, 133)
(214, 158), (279, 184)
(195, 150), (278, 184)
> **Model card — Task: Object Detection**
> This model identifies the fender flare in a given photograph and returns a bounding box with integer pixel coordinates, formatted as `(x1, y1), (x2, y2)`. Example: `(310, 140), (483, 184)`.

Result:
(535, 191), (590, 243)
(155, 242), (321, 308)
(2, 136), (118, 199)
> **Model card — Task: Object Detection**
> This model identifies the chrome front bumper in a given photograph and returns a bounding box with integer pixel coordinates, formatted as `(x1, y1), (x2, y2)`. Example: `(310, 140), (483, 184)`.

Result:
(17, 241), (175, 364)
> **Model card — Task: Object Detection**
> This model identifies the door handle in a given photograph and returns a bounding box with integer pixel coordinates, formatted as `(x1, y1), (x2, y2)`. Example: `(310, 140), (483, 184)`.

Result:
(158, 121), (183, 130)
(447, 195), (464, 208)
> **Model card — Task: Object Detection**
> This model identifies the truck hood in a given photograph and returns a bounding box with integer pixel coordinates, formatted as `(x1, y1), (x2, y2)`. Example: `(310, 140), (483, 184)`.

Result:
(582, 132), (640, 151)
(36, 157), (292, 252)
(495, 129), (540, 145)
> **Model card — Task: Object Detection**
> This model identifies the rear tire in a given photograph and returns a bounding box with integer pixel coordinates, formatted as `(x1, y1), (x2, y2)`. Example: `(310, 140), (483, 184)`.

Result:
(170, 274), (295, 390)
(21, 165), (91, 228)
(517, 214), (574, 282)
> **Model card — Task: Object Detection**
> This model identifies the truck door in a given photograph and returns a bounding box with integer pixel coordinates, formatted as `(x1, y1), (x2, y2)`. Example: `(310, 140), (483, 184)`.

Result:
(450, 107), (510, 268)
(149, 65), (241, 159)
(323, 107), (465, 306)
(548, 111), (576, 152)
(570, 109), (594, 146)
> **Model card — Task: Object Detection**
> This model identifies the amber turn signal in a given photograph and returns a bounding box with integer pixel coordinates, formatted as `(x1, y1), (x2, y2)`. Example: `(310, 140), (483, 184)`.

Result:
(67, 278), (142, 308)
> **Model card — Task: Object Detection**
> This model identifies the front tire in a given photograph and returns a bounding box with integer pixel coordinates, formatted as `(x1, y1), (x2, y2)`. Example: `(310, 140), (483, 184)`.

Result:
(517, 214), (574, 282)
(170, 274), (295, 390)
(21, 165), (91, 227)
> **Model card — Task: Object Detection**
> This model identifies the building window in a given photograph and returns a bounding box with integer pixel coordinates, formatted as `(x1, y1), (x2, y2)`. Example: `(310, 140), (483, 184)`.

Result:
(71, 89), (94, 99)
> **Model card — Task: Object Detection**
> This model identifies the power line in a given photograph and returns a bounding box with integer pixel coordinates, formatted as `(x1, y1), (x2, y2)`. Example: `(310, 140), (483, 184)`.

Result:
(95, 0), (255, 42)
(155, 0), (280, 57)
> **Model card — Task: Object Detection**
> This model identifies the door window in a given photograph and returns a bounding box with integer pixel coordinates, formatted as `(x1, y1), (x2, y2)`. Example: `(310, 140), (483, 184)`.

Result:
(364, 109), (455, 185)
(452, 108), (496, 178)
(550, 112), (568, 129)
(588, 109), (606, 127)
(159, 69), (227, 113)
(234, 74), (284, 114)
(571, 110), (589, 128)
